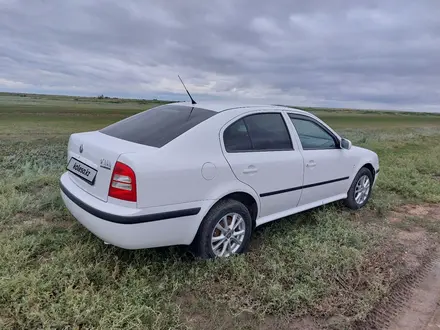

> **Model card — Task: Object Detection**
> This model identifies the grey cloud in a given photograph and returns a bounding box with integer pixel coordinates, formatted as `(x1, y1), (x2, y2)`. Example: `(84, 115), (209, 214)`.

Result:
(1, 0), (440, 111)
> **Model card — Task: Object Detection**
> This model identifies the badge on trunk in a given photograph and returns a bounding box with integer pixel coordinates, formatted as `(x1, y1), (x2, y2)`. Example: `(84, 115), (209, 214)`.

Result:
(100, 158), (112, 170)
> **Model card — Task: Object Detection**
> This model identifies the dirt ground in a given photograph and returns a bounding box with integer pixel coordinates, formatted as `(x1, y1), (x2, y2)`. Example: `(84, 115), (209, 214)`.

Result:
(387, 256), (440, 330)
(356, 204), (440, 330)
(386, 202), (440, 330)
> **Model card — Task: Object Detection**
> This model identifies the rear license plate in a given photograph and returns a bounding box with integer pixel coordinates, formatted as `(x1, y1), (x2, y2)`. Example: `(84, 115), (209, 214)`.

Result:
(67, 158), (98, 185)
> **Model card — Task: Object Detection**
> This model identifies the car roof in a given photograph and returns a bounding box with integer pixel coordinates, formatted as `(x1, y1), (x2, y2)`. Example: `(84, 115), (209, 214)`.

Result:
(171, 101), (308, 114)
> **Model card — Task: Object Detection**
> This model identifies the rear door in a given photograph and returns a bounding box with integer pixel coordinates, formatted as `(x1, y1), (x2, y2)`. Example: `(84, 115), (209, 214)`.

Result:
(221, 111), (304, 218)
(287, 113), (354, 206)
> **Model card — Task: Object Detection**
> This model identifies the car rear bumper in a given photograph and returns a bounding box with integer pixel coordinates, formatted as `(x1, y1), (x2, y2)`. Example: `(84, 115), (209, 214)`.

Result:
(60, 172), (206, 249)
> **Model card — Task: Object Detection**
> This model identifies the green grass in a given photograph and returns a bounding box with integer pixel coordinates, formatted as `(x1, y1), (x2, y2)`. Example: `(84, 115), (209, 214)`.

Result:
(1, 93), (440, 329)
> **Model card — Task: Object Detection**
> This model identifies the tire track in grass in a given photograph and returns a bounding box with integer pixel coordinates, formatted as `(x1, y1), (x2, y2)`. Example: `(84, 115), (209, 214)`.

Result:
(353, 247), (440, 330)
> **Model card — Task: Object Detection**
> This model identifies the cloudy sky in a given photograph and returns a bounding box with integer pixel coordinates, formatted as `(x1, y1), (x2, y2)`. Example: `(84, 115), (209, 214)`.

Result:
(1, 0), (440, 111)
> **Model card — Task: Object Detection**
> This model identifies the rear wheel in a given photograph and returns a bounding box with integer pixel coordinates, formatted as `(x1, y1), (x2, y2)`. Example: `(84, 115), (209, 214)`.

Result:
(192, 199), (252, 259)
(344, 167), (373, 210)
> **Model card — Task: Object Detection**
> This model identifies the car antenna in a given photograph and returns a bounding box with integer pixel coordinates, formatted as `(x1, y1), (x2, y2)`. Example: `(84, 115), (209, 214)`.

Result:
(178, 75), (197, 105)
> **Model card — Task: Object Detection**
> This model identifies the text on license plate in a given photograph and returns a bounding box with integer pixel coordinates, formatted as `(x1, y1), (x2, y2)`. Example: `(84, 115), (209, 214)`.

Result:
(67, 158), (98, 184)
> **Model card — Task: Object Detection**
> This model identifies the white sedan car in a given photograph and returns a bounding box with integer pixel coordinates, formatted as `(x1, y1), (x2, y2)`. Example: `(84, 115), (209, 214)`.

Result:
(60, 102), (379, 259)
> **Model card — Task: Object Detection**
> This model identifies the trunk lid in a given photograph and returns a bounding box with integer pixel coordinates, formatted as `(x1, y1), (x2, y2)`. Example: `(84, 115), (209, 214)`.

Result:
(67, 131), (153, 202)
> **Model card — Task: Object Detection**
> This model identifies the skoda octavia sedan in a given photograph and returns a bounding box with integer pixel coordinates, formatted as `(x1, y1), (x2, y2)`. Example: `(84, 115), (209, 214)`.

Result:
(60, 102), (379, 259)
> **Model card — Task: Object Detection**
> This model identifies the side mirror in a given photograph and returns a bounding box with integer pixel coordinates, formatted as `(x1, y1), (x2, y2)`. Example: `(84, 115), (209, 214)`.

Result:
(341, 138), (352, 150)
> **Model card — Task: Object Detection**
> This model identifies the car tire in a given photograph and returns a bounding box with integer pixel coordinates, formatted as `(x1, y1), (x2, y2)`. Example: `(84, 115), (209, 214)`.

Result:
(192, 199), (253, 259)
(344, 167), (374, 210)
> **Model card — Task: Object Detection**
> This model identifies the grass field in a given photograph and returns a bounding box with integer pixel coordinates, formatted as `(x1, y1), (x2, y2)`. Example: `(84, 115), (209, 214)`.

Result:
(1, 93), (440, 329)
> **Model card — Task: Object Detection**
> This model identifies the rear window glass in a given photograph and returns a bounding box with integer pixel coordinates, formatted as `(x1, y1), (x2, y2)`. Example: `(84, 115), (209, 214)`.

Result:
(100, 105), (216, 148)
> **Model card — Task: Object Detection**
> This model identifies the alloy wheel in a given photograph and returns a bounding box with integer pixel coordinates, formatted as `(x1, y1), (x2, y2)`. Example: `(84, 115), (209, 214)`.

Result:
(354, 175), (370, 205)
(211, 213), (246, 257)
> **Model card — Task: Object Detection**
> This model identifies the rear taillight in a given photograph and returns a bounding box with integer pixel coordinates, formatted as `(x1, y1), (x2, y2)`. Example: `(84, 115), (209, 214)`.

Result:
(108, 161), (137, 202)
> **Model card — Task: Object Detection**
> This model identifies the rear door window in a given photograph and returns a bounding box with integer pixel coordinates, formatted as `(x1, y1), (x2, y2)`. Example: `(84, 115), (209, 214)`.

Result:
(100, 105), (216, 148)
(223, 113), (293, 152)
(244, 113), (293, 151)
(223, 119), (253, 152)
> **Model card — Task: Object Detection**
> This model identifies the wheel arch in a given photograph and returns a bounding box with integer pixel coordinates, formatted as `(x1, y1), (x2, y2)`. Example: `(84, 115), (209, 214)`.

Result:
(190, 189), (260, 245)
(344, 162), (376, 210)
(361, 162), (376, 177)
(213, 191), (258, 228)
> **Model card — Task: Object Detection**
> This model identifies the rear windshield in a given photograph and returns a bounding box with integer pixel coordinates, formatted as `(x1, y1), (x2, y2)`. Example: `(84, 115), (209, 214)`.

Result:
(100, 104), (216, 148)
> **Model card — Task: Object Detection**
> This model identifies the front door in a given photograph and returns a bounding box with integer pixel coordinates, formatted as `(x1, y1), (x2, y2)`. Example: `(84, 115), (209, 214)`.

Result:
(288, 114), (354, 206)
(221, 112), (304, 217)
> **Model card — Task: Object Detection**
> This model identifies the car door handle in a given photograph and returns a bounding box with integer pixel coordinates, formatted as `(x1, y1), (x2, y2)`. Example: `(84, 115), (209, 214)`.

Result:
(243, 166), (258, 174)
(306, 161), (316, 168)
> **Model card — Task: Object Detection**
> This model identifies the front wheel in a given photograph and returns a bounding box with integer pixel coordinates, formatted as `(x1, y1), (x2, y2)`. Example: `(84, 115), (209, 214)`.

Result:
(344, 168), (374, 210)
(192, 199), (253, 259)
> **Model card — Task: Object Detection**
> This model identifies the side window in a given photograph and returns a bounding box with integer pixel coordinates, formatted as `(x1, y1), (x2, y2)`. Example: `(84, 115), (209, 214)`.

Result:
(244, 113), (292, 151)
(223, 113), (293, 152)
(289, 116), (337, 150)
(223, 119), (253, 152)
